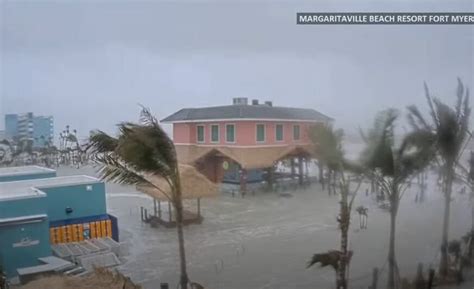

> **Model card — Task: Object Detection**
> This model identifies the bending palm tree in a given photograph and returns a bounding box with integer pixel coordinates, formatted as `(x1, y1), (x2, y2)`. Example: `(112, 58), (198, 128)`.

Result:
(360, 109), (434, 289)
(407, 79), (471, 276)
(88, 108), (190, 289)
(309, 125), (361, 289)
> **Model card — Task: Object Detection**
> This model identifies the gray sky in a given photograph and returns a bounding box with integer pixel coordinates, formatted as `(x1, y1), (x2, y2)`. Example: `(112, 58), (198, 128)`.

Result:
(1, 0), (473, 141)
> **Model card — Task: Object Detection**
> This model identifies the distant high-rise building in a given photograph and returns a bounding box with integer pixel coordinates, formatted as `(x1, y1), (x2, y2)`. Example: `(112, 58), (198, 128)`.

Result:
(5, 113), (54, 147)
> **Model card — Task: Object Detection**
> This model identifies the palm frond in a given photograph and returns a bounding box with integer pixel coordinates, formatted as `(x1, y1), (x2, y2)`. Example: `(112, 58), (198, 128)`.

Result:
(424, 82), (440, 128)
(310, 124), (345, 171)
(360, 109), (398, 176)
(116, 121), (176, 177)
(407, 105), (430, 131)
(95, 153), (150, 186)
(455, 77), (464, 120)
(88, 130), (119, 153)
(307, 251), (341, 270)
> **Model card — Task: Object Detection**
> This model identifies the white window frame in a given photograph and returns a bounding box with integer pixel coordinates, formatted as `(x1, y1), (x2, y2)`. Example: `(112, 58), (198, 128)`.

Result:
(210, 124), (220, 143)
(196, 125), (205, 143)
(225, 123), (236, 143)
(293, 124), (301, 141)
(255, 123), (266, 143)
(275, 123), (284, 142)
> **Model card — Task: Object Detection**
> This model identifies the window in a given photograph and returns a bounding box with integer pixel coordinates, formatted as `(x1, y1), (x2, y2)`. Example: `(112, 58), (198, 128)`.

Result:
(275, 124), (284, 141)
(226, 124), (235, 143)
(293, 125), (300, 140)
(197, 125), (205, 143)
(211, 124), (219, 143)
(256, 124), (265, 142)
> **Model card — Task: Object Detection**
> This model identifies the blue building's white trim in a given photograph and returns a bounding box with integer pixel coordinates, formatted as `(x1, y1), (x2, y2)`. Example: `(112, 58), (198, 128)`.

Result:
(0, 214), (48, 226)
(0, 166), (56, 177)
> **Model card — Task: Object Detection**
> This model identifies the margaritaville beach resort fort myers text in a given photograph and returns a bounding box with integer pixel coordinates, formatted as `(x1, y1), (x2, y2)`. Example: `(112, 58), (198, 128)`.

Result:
(297, 12), (474, 24)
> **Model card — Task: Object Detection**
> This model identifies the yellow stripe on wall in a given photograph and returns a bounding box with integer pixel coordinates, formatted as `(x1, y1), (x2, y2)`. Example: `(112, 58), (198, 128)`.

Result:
(78, 225), (84, 241)
(106, 220), (112, 238)
(90, 222), (96, 238)
(49, 217), (114, 244)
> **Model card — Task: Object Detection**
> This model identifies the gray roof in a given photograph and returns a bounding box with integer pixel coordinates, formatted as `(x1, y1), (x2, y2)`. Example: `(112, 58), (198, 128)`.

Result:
(161, 104), (333, 123)
(0, 165), (55, 177)
(0, 175), (101, 201)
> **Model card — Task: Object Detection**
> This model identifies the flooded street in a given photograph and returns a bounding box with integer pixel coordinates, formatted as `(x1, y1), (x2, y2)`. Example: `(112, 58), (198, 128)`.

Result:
(58, 165), (473, 289)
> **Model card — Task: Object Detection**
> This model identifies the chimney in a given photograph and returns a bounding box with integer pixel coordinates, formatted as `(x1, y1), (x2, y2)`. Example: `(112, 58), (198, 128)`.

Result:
(252, 99), (259, 105)
(264, 101), (273, 107)
(232, 97), (248, 105)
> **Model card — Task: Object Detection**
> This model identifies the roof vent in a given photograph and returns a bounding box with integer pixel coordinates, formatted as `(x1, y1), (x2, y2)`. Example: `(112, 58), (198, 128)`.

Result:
(232, 97), (248, 105)
(264, 101), (273, 107)
(252, 99), (259, 105)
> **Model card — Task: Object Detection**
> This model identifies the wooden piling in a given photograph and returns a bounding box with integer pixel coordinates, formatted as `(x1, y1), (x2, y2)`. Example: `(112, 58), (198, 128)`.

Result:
(168, 201), (172, 222)
(197, 198), (201, 217)
(369, 267), (378, 289)
(427, 269), (435, 289)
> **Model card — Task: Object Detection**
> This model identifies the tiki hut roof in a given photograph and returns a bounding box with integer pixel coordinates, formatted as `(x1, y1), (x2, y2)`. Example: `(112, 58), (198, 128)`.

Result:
(136, 164), (219, 201)
(175, 144), (314, 170)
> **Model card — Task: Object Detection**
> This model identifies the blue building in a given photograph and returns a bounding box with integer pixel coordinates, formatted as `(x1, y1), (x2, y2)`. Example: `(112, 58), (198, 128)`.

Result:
(0, 181), (51, 278)
(4, 114), (19, 141)
(0, 167), (117, 278)
(4, 113), (54, 148)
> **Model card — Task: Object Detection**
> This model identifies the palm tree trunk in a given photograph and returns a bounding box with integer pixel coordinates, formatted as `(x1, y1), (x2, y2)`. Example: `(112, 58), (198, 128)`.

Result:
(337, 185), (349, 289)
(337, 223), (349, 289)
(174, 198), (189, 289)
(440, 172), (453, 277)
(387, 207), (398, 289)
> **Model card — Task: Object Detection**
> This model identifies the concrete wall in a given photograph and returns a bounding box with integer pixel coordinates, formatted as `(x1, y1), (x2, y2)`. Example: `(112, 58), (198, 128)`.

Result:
(172, 121), (316, 146)
(0, 171), (57, 183)
(41, 182), (107, 222)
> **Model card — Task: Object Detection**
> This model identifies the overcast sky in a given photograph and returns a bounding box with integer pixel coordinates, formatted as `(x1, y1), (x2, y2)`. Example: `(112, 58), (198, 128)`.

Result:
(1, 0), (473, 141)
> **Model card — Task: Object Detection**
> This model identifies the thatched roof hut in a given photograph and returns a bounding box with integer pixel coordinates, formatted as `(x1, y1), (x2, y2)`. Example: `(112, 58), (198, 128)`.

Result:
(136, 164), (219, 201)
(19, 268), (141, 289)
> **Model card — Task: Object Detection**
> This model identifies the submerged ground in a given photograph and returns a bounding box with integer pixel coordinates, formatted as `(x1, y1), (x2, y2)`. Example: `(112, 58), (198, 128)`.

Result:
(58, 164), (473, 289)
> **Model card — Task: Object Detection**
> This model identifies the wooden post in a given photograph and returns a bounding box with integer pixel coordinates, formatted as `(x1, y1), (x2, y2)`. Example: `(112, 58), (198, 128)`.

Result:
(197, 198), (201, 217)
(140, 207), (144, 222)
(298, 156), (303, 185)
(304, 158), (309, 181)
(168, 201), (172, 222)
(291, 158), (296, 179)
(240, 168), (247, 196)
(318, 161), (324, 189)
(153, 198), (157, 216)
(158, 200), (162, 218)
(370, 267), (378, 289)
(415, 263), (424, 289)
(267, 166), (274, 191)
(427, 269), (435, 289)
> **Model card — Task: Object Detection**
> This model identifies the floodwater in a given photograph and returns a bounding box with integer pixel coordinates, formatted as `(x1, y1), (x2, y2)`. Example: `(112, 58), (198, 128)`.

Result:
(57, 163), (473, 289)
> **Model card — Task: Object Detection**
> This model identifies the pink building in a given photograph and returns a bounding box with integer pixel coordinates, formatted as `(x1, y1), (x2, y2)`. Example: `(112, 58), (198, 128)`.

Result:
(161, 98), (332, 192)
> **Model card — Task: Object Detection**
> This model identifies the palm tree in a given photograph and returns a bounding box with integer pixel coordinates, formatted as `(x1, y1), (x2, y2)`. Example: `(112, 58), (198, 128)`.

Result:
(88, 107), (190, 289)
(308, 124), (361, 289)
(360, 109), (434, 289)
(407, 79), (471, 276)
